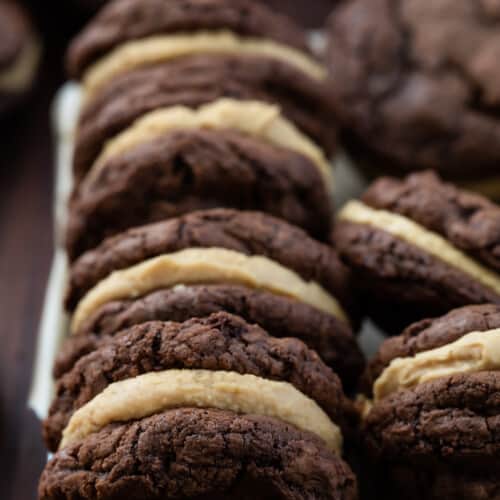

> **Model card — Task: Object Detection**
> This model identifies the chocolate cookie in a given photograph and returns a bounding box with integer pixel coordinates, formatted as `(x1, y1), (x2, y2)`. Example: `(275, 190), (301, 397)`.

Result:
(67, 127), (333, 259)
(40, 313), (358, 499)
(327, 0), (500, 191)
(66, 0), (334, 191)
(66, 208), (353, 313)
(73, 54), (336, 180)
(44, 312), (350, 450)
(67, 0), (308, 78)
(0, 1), (41, 115)
(39, 408), (358, 500)
(335, 171), (500, 331)
(63, 209), (360, 384)
(360, 305), (500, 499)
(69, 0), (326, 101)
(365, 373), (500, 499)
(361, 303), (500, 396)
(56, 284), (363, 389)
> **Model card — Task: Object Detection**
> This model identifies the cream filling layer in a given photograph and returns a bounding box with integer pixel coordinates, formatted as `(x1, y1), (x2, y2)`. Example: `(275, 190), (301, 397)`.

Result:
(60, 369), (343, 453)
(71, 247), (348, 334)
(373, 328), (500, 401)
(0, 36), (41, 92)
(88, 98), (333, 190)
(338, 200), (500, 296)
(83, 30), (327, 97)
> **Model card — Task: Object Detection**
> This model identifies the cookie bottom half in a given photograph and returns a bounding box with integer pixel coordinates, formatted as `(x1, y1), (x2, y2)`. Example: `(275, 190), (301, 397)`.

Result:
(39, 408), (358, 500)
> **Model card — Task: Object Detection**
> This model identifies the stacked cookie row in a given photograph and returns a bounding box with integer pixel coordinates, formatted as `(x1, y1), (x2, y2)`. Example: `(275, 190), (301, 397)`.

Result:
(329, 170), (500, 498)
(64, 0), (339, 260)
(39, 1), (362, 498)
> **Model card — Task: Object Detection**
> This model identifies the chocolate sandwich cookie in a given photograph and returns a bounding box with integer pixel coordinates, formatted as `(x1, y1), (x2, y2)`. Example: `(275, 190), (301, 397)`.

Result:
(335, 171), (500, 331)
(67, 0), (309, 79)
(40, 313), (358, 499)
(66, 119), (333, 259)
(73, 54), (336, 181)
(0, 1), (41, 116)
(66, 0), (333, 181)
(360, 304), (500, 499)
(62, 209), (361, 386)
(44, 312), (352, 450)
(327, 0), (500, 194)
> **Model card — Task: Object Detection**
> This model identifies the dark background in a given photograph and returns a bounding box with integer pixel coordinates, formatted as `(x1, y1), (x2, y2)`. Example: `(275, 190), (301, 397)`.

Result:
(0, 1), (335, 498)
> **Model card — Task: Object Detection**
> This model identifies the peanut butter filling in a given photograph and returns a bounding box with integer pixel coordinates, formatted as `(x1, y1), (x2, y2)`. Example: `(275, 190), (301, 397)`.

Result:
(71, 247), (348, 334)
(83, 31), (327, 97)
(88, 98), (333, 190)
(60, 369), (343, 453)
(373, 328), (500, 401)
(338, 200), (500, 296)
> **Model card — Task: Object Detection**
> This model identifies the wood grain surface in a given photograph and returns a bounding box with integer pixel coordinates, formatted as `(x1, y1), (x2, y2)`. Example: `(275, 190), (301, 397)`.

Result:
(0, 1), (335, 498)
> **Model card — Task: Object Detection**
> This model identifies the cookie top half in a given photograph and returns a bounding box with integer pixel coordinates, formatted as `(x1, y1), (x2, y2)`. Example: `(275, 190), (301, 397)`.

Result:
(327, 0), (500, 180)
(335, 171), (500, 324)
(363, 304), (500, 397)
(362, 304), (500, 470)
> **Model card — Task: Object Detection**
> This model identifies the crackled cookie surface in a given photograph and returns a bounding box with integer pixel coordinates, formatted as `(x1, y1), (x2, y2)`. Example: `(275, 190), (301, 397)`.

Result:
(67, 106), (333, 258)
(73, 54), (336, 179)
(66, 0), (335, 184)
(62, 209), (359, 388)
(39, 408), (358, 500)
(360, 304), (500, 499)
(45, 311), (351, 451)
(40, 313), (358, 499)
(56, 284), (363, 388)
(67, 209), (354, 315)
(327, 0), (500, 188)
(335, 172), (500, 330)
